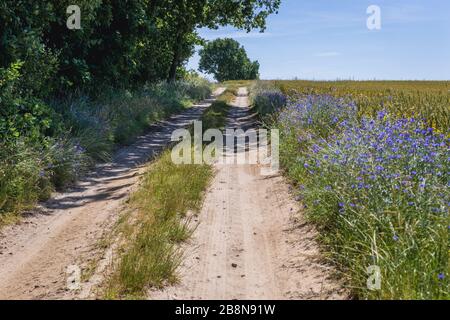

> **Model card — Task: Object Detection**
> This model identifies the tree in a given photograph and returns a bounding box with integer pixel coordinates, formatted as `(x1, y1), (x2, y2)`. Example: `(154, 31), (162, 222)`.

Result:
(0, 0), (280, 88)
(198, 38), (259, 82)
(159, 0), (281, 82)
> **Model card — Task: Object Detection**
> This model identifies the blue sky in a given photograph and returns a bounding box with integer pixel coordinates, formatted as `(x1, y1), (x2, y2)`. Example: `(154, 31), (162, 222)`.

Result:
(187, 0), (450, 80)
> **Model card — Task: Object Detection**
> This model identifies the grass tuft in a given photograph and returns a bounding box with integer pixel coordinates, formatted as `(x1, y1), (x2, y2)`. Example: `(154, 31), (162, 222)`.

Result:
(104, 150), (213, 299)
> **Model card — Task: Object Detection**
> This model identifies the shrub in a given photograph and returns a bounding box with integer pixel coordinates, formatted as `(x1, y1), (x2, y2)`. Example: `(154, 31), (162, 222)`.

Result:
(0, 141), (48, 221)
(0, 62), (60, 144)
(253, 89), (287, 116)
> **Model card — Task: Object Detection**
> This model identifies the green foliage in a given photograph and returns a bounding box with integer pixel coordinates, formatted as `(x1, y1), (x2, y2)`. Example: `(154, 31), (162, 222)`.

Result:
(199, 38), (260, 82)
(0, 80), (211, 220)
(0, 62), (60, 144)
(0, 141), (49, 222)
(0, 0), (280, 221)
(1, 0), (280, 90)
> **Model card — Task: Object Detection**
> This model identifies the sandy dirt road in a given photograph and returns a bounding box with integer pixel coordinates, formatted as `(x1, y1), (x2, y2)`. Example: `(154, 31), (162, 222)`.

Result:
(151, 88), (345, 300)
(0, 89), (225, 300)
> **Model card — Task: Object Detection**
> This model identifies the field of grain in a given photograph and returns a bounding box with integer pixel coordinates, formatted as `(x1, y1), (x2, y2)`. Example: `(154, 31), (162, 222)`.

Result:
(269, 80), (449, 133)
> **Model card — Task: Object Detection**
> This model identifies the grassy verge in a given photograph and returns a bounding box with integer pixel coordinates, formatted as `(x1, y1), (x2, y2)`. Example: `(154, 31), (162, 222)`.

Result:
(190, 85), (236, 134)
(200, 99), (230, 131)
(0, 79), (211, 225)
(222, 80), (255, 94)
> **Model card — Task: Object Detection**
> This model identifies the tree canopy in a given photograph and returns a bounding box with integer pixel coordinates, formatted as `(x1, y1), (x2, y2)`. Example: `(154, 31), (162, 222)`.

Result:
(198, 38), (260, 82)
(0, 0), (280, 92)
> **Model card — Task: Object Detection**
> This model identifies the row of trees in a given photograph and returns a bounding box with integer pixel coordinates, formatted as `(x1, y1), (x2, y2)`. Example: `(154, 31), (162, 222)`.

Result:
(1, 0), (280, 96)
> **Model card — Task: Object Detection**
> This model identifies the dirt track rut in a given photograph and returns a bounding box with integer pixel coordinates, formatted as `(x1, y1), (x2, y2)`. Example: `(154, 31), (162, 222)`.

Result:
(0, 89), (225, 300)
(151, 88), (345, 300)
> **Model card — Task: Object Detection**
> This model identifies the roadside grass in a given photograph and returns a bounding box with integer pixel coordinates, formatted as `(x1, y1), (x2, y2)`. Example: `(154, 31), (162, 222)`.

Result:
(0, 80), (211, 225)
(222, 80), (255, 94)
(200, 99), (230, 131)
(103, 150), (213, 299)
(102, 91), (232, 299)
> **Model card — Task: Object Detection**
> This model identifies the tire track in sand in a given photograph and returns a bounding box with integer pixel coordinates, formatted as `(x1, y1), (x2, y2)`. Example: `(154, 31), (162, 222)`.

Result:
(151, 88), (346, 300)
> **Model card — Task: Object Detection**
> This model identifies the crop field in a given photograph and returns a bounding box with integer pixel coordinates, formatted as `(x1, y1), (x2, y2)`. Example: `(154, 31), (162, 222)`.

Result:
(252, 80), (449, 299)
(267, 80), (450, 133)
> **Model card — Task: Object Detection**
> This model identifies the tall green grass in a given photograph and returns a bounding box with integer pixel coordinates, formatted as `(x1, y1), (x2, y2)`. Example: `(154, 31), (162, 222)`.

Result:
(0, 79), (211, 223)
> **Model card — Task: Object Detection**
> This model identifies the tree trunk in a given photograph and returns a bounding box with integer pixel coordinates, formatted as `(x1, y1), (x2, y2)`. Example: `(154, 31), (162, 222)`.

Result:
(167, 34), (182, 82)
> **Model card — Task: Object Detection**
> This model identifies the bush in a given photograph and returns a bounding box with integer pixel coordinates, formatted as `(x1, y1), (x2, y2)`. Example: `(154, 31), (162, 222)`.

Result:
(0, 62), (60, 144)
(0, 141), (48, 221)
(253, 89), (287, 116)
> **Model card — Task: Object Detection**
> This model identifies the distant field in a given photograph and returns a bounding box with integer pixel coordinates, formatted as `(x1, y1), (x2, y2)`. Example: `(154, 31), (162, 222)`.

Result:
(263, 80), (450, 132)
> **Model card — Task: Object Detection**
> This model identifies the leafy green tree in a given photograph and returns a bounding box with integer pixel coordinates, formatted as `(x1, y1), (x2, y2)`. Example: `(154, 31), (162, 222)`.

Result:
(198, 38), (259, 81)
(160, 0), (280, 81)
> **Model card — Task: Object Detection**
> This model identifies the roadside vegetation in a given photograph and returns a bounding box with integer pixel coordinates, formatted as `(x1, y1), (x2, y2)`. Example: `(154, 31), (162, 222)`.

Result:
(200, 85), (244, 131)
(0, 78), (211, 224)
(273, 80), (449, 133)
(250, 80), (449, 299)
(200, 99), (230, 132)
